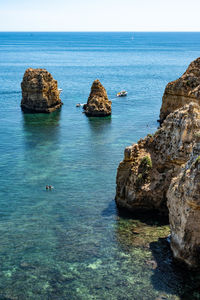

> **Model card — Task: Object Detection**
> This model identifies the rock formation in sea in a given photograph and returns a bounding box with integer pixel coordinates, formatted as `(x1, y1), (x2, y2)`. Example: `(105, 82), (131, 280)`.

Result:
(83, 80), (112, 117)
(116, 57), (200, 268)
(21, 68), (63, 113)
(160, 57), (200, 123)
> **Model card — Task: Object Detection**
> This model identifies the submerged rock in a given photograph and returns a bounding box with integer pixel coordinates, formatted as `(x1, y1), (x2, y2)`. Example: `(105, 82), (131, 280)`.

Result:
(21, 68), (63, 113)
(83, 80), (112, 117)
(160, 57), (200, 123)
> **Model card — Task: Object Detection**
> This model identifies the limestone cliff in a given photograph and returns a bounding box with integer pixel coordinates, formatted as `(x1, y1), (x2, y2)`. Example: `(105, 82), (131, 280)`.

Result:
(21, 68), (63, 113)
(160, 57), (200, 123)
(116, 56), (200, 268)
(167, 141), (200, 268)
(116, 103), (200, 215)
(83, 80), (112, 117)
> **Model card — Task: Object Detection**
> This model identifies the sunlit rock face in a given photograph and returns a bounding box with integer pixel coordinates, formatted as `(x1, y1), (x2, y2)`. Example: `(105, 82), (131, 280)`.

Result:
(160, 57), (200, 123)
(83, 80), (112, 117)
(168, 141), (200, 268)
(21, 68), (63, 113)
(116, 56), (200, 268)
(116, 103), (200, 216)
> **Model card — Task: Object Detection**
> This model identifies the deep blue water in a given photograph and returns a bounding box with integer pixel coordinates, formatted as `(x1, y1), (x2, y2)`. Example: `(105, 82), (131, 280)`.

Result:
(0, 32), (200, 299)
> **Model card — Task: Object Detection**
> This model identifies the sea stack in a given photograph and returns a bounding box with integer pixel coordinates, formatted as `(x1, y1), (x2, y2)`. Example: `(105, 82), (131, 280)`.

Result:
(160, 57), (200, 123)
(83, 80), (112, 117)
(21, 68), (63, 113)
(115, 57), (200, 268)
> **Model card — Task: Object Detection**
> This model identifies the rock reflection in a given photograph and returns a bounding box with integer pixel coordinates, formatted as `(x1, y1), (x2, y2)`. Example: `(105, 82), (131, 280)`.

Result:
(22, 110), (62, 185)
(87, 115), (112, 135)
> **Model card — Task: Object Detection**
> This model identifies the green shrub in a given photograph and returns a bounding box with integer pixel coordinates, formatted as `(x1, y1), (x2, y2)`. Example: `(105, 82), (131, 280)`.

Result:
(140, 156), (152, 169)
(195, 156), (200, 166)
(135, 156), (152, 189)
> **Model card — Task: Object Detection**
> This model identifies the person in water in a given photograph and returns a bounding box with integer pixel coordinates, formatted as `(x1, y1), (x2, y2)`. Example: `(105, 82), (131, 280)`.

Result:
(46, 185), (54, 190)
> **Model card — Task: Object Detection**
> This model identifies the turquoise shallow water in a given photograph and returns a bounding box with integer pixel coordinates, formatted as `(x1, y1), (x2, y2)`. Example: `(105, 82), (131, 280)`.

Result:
(1, 32), (200, 299)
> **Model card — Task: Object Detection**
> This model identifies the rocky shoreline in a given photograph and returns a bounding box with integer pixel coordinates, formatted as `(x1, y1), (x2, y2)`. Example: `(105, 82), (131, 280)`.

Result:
(116, 57), (200, 269)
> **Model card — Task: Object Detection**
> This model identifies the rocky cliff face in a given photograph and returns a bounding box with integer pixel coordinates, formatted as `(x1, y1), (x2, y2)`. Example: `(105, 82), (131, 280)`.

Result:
(160, 57), (200, 123)
(168, 141), (200, 268)
(21, 68), (63, 113)
(116, 103), (200, 267)
(84, 80), (112, 117)
(116, 56), (200, 268)
(116, 103), (199, 215)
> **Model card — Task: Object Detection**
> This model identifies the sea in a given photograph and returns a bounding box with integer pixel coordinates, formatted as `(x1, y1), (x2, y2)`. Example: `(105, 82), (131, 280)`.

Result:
(0, 32), (200, 300)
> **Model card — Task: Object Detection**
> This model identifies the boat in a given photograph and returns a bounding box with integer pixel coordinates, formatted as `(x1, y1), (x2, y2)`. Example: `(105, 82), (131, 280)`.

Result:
(76, 103), (85, 107)
(117, 90), (128, 97)
(58, 88), (63, 94)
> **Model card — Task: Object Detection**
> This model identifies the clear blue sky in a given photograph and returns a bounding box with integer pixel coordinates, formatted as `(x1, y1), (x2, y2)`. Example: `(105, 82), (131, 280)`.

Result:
(1, 0), (200, 31)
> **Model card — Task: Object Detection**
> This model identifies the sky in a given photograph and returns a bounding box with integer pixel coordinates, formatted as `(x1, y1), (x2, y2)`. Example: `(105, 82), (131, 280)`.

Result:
(0, 0), (200, 32)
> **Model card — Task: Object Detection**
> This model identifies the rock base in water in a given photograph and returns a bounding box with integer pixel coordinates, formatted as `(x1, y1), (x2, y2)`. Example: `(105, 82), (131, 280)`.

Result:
(83, 80), (112, 117)
(116, 103), (200, 268)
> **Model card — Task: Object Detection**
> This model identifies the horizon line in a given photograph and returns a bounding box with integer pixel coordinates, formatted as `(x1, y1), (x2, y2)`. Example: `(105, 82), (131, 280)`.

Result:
(1, 30), (200, 33)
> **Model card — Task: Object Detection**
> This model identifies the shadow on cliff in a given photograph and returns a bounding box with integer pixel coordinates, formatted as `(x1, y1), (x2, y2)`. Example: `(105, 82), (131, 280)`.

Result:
(101, 199), (169, 225)
(116, 206), (169, 226)
(150, 238), (200, 299)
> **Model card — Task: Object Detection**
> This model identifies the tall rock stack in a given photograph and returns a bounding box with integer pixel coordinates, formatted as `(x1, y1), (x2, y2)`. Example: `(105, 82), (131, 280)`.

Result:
(21, 68), (63, 113)
(116, 57), (200, 268)
(83, 80), (112, 117)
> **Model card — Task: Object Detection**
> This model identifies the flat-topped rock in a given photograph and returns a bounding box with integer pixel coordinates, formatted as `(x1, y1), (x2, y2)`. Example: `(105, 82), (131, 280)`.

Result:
(21, 68), (63, 113)
(160, 57), (200, 123)
(83, 80), (111, 117)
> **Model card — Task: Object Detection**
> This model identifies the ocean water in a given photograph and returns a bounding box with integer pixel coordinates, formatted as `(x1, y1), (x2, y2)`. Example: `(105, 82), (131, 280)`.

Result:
(0, 32), (200, 300)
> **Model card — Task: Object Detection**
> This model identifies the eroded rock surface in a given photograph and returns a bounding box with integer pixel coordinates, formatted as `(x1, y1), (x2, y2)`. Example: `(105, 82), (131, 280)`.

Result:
(83, 80), (111, 117)
(21, 68), (63, 113)
(168, 141), (200, 268)
(160, 57), (200, 123)
(116, 102), (200, 267)
(116, 103), (200, 215)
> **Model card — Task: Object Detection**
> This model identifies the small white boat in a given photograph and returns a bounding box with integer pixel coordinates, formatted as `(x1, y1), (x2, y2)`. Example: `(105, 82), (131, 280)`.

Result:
(76, 103), (85, 107)
(58, 88), (63, 94)
(117, 90), (128, 97)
